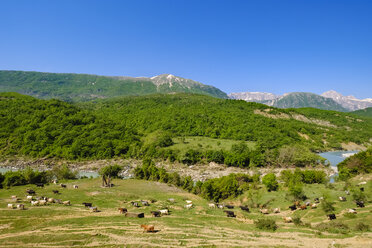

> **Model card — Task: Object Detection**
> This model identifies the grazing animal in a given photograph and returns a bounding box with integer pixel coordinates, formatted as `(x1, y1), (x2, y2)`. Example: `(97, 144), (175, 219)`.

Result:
(295, 201), (301, 207)
(225, 205), (234, 209)
(26, 189), (35, 195)
(356, 201), (365, 208)
(289, 205), (297, 211)
(90, 207), (98, 212)
(319, 197), (324, 201)
(360, 187), (364, 192)
(338, 196), (346, 201)
(208, 203), (216, 208)
(283, 217), (293, 223)
(305, 201), (311, 206)
(140, 224), (155, 233)
(151, 211), (161, 217)
(125, 212), (144, 218)
(358, 181), (367, 185)
(185, 200), (192, 204)
(52, 190), (60, 194)
(31, 201), (39, 206)
(17, 204), (25, 210)
(159, 209), (169, 215)
(63, 201), (70, 206)
(311, 203), (318, 209)
(7, 204), (14, 209)
(54, 199), (62, 204)
(217, 204), (224, 209)
(11, 195), (17, 199)
(73, 185), (78, 189)
(224, 210), (236, 217)
(47, 198), (55, 203)
(39, 200), (47, 206)
(260, 209), (269, 214)
(240, 206), (250, 212)
(327, 214), (336, 220)
(314, 198), (320, 203)
(26, 195), (33, 201)
(141, 200), (149, 206)
(118, 208), (128, 214)
(300, 205), (307, 210)
(168, 198), (175, 203)
(184, 204), (193, 209)
(348, 208), (357, 214)
(82, 202), (93, 208)
(345, 190), (350, 195)
(60, 184), (67, 188)
(273, 208), (280, 213)
(35, 183), (44, 188)
(131, 202), (140, 207)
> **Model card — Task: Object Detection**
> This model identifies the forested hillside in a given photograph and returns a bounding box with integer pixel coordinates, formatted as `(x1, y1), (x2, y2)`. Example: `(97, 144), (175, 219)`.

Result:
(1, 92), (371, 167)
(0, 70), (227, 101)
(351, 107), (372, 118)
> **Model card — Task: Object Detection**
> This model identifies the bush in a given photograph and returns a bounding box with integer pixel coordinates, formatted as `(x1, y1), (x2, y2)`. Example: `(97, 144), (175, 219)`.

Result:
(254, 218), (278, 231)
(343, 213), (357, 219)
(51, 164), (77, 180)
(316, 221), (349, 234)
(288, 182), (306, 201)
(320, 194), (335, 214)
(355, 222), (370, 232)
(2, 171), (26, 187)
(351, 188), (367, 202)
(262, 173), (278, 191)
(293, 217), (303, 226)
(99, 164), (122, 178)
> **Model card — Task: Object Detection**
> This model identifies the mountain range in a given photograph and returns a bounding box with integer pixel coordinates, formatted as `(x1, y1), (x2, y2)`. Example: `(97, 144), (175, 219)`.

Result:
(229, 91), (372, 112)
(0, 70), (371, 112)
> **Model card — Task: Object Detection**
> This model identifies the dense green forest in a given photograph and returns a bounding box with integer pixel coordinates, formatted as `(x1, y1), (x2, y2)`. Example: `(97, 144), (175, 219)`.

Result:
(351, 107), (372, 118)
(1, 92), (371, 167)
(0, 70), (227, 101)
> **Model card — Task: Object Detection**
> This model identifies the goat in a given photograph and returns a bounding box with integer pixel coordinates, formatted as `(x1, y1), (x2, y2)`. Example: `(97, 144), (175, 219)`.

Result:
(140, 224), (155, 233)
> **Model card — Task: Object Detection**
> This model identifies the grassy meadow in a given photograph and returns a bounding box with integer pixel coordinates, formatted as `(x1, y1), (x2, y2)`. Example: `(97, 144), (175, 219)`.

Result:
(0, 177), (371, 247)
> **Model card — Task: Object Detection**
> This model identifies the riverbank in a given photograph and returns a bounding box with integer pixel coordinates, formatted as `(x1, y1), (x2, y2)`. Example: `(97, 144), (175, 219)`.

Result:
(0, 156), (336, 182)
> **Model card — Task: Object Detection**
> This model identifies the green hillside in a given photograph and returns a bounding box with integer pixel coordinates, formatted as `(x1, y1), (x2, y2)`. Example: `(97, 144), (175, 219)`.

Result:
(1, 92), (371, 167)
(0, 70), (228, 101)
(261, 92), (348, 112)
(351, 107), (372, 118)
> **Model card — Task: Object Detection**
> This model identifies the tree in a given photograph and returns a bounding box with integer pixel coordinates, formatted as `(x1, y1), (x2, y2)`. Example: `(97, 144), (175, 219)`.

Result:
(262, 173), (279, 191)
(99, 164), (122, 187)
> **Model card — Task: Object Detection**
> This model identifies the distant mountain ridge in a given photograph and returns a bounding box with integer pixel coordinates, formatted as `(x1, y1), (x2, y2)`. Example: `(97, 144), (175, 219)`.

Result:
(229, 91), (371, 111)
(321, 90), (372, 111)
(0, 70), (228, 101)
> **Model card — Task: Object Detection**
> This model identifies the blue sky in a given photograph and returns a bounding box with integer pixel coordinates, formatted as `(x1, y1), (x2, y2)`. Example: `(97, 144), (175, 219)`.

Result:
(1, 0), (371, 98)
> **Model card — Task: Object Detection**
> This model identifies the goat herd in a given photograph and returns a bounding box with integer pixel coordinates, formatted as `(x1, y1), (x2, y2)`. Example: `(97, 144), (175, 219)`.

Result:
(4, 183), (368, 234)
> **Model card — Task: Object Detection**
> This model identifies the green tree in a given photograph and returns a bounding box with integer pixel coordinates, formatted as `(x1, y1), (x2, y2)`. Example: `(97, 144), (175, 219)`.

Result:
(262, 173), (279, 191)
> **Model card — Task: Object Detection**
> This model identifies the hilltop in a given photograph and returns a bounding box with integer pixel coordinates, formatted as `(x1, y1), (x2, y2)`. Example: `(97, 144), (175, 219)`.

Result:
(0, 70), (228, 101)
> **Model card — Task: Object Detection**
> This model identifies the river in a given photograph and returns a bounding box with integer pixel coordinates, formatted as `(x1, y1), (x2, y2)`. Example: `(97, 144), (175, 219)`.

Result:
(0, 167), (100, 178)
(319, 150), (359, 183)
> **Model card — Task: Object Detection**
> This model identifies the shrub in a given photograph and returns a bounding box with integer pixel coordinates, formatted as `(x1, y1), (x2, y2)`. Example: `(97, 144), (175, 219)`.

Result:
(293, 217), (303, 226)
(254, 218), (277, 231)
(51, 164), (77, 180)
(355, 222), (370, 232)
(262, 173), (279, 191)
(2, 171), (26, 187)
(320, 195), (335, 214)
(316, 221), (349, 234)
(343, 213), (357, 219)
(351, 188), (367, 202)
(288, 182), (306, 200)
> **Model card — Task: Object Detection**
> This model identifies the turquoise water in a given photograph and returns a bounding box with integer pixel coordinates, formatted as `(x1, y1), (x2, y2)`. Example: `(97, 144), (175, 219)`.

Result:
(319, 151), (358, 182)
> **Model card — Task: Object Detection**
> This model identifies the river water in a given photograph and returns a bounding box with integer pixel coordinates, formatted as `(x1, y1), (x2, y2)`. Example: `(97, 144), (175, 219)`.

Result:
(319, 150), (359, 183)
(0, 167), (100, 178)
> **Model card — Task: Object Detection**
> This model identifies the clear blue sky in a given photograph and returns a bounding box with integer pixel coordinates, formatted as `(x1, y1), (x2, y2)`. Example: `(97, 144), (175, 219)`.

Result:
(1, 0), (371, 98)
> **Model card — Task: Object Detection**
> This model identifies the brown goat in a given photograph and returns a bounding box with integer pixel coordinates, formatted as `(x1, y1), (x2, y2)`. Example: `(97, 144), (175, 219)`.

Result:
(141, 224), (155, 233)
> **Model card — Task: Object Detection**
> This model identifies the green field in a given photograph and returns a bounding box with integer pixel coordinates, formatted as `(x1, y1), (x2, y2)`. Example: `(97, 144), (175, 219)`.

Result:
(0, 178), (371, 247)
(169, 136), (256, 152)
